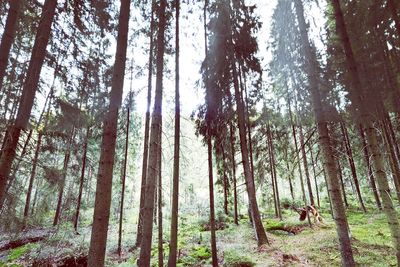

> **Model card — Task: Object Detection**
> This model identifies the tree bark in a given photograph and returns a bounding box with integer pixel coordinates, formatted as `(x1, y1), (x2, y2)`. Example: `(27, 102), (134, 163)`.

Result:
(340, 122), (366, 212)
(22, 132), (42, 229)
(87, 0), (130, 265)
(136, 0), (156, 247)
(74, 127), (90, 232)
(358, 124), (381, 209)
(308, 143), (320, 207)
(138, 0), (166, 265)
(167, 0), (180, 265)
(53, 128), (75, 226)
(388, 0), (400, 37)
(0, 0), (21, 93)
(299, 124), (314, 206)
(207, 135), (218, 266)
(229, 123), (238, 225)
(0, 0), (57, 209)
(118, 99), (130, 256)
(157, 127), (163, 267)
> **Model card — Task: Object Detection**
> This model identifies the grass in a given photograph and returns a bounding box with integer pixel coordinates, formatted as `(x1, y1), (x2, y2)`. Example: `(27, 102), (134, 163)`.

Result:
(1, 208), (398, 266)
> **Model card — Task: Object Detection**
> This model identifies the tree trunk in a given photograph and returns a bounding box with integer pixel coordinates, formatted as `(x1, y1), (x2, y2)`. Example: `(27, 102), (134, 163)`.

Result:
(157, 127), (163, 267)
(229, 123), (238, 225)
(53, 129), (75, 226)
(167, 0), (180, 264)
(358, 124), (381, 209)
(138, 0), (166, 265)
(284, 146), (295, 201)
(87, 0), (130, 265)
(267, 123), (281, 220)
(308, 143), (320, 207)
(74, 127), (90, 233)
(331, 0), (400, 264)
(118, 99), (130, 256)
(228, 0), (268, 246)
(295, 1), (355, 265)
(337, 160), (348, 208)
(22, 132), (42, 229)
(231, 58), (268, 246)
(0, 0), (57, 208)
(222, 147), (229, 215)
(0, 0), (21, 92)
(299, 124), (315, 206)
(136, 0), (155, 247)
(340, 122), (366, 212)
(208, 135), (218, 266)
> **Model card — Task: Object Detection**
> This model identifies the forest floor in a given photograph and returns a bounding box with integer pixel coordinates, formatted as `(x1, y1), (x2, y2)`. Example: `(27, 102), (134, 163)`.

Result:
(0, 208), (396, 266)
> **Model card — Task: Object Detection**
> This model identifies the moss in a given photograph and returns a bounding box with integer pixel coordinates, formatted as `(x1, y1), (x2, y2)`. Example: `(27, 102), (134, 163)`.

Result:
(177, 246), (211, 266)
(7, 244), (38, 262)
(223, 249), (255, 267)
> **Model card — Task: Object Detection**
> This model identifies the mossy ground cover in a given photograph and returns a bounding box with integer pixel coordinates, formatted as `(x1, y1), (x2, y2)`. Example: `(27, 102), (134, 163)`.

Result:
(0, 208), (397, 266)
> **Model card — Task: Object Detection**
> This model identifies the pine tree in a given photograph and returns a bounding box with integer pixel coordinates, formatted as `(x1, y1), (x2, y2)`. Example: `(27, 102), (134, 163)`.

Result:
(87, 0), (131, 265)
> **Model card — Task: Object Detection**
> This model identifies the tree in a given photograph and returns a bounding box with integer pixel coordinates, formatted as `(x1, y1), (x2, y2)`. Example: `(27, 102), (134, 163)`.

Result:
(87, 0), (131, 265)
(0, 0), (21, 92)
(167, 0), (180, 265)
(331, 0), (400, 264)
(294, 0), (355, 265)
(138, 0), (167, 265)
(0, 0), (57, 208)
(136, 0), (156, 247)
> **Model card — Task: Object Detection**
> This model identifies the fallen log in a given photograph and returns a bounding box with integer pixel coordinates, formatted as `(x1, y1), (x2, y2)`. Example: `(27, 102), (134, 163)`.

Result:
(0, 228), (52, 252)
(267, 225), (304, 235)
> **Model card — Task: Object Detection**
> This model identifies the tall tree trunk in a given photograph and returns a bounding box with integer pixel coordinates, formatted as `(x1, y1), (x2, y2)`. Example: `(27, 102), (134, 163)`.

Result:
(138, 0), (166, 265)
(222, 147), (229, 215)
(22, 132), (42, 229)
(331, 0), (400, 264)
(340, 122), (366, 212)
(229, 123), (238, 225)
(87, 0), (130, 265)
(308, 143), (320, 207)
(74, 127), (90, 233)
(295, 1), (355, 265)
(267, 123), (281, 220)
(136, 0), (156, 247)
(358, 124), (381, 209)
(231, 57), (268, 246)
(53, 128), (75, 226)
(228, 0), (268, 246)
(118, 99), (130, 256)
(0, 0), (57, 208)
(167, 0), (180, 264)
(0, 0), (21, 92)
(53, 127), (76, 226)
(207, 135), (218, 266)
(202, 1), (218, 265)
(157, 128), (163, 267)
(337, 160), (348, 208)
(299, 124), (314, 206)
(284, 146), (295, 201)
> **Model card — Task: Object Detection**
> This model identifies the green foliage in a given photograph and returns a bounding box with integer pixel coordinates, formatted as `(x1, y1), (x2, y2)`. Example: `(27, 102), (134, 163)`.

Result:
(223, 249), (255, 267)
(8, 244), (36, 261)
(177, 246), (211, 266)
